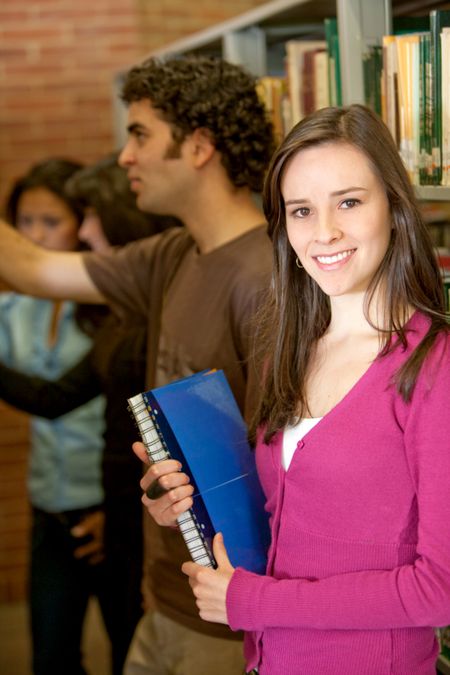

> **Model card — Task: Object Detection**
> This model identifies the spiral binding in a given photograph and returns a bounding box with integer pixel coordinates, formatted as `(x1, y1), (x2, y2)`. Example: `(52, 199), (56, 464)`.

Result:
(128, 392), (215, 568)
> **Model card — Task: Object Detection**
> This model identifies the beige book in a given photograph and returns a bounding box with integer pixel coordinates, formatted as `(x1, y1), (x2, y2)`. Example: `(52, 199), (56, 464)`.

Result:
(285, 39), (326, 125)
(314, 49), (330, 110)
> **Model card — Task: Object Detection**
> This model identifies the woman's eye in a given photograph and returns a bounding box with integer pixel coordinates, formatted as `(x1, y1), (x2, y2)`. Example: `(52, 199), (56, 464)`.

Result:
(293, 207), (310, 218)
(17, 213), (36, 228)
(340, 198), (360, 209)
(43, 217), (61, 228)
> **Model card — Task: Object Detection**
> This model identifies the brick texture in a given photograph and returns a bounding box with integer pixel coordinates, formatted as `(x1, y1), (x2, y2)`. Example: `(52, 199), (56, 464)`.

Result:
(0, 0), (267, 603)
(0, 400), (30, 602)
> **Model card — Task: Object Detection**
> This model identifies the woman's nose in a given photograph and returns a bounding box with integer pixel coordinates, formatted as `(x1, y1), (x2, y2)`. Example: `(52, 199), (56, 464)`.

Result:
(315, 213), (342, 244)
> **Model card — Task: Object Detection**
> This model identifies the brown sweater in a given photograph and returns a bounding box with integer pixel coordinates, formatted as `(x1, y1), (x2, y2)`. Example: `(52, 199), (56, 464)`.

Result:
(83, 225), (272, 638)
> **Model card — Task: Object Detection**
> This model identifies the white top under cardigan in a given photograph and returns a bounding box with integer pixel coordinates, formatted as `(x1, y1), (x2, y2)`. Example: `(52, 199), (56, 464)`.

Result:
(282, 417), (322, 469)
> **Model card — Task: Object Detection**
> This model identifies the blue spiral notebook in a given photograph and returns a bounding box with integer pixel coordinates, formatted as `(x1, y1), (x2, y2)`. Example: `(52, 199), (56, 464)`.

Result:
(128, 369), (270, 573)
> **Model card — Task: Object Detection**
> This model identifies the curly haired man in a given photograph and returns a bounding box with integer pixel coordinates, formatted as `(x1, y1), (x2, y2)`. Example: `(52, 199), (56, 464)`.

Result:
(0, 55), (275, 674)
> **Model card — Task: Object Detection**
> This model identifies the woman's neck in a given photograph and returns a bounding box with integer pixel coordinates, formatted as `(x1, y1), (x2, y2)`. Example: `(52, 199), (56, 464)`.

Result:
(327, 292), (383, 340)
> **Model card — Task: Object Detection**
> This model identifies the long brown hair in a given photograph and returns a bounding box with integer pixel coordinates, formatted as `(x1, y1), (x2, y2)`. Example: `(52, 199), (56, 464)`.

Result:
(251, 104), (447, 444)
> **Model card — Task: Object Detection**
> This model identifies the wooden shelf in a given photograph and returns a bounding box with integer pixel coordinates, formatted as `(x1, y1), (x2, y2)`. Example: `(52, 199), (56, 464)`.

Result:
(415, 186), (450, 202)
(149, 0), (335, 62)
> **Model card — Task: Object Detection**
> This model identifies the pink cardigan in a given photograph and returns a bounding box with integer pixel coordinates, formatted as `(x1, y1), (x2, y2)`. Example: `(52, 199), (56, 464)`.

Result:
(226, 312), (450, 674)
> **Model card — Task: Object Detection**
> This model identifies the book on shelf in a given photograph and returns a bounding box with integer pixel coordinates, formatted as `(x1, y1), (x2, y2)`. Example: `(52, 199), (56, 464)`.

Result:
(128, 369), (270, 573)
(430, 10), (450, 185)
(313, 48), (330, 111)
(395, 32), (424, 184)
(378, 16), (441, 186)
(256, 75), (290, 143)
(419, 32), (433, 185)
(444, 273), (450, 313)
(441, 27), (450, 187)
(363, 44), (383, 116)
(284, 38), (327, 125)
(381, 34), (400, 145)
(324, 17), (342, 107)
(380, 11), (450, 186)
(302, 47), (329, 116)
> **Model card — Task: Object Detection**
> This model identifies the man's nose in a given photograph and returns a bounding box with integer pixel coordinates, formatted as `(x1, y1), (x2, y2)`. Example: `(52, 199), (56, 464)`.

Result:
(118, 142), (133, 167)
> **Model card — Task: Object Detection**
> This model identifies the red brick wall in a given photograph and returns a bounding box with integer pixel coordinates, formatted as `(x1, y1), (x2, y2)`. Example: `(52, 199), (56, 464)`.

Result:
(0, 401), (30, 602)
(0, 0), (268, 211)
(0, 0), (267, 603)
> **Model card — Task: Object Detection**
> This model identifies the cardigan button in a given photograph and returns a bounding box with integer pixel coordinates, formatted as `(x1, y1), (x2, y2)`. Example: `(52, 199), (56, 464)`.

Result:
(296, 439), (305, 450)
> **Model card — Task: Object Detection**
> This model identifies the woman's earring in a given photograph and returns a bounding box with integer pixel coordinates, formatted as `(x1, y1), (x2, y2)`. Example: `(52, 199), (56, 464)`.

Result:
(295, 257), (303, 269)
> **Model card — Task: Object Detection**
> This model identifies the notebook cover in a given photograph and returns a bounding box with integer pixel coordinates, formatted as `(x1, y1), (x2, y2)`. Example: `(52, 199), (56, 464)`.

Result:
(143, 369), (270, 573)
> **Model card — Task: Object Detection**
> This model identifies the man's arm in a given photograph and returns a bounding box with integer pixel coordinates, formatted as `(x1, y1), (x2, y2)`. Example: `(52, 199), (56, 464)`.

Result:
(0, 219), (105, 303)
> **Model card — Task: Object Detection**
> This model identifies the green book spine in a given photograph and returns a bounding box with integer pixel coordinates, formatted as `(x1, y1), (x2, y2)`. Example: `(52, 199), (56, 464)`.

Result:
(425, 34), (433, 185)
(363, 51), (371, 108)
(430, 10), (450, 185)
(374, 45), (383, 116)
(332, 34), (342, 106)
(324, 17), (342, 106)
(419, 33), (432, 185)
(363, 46), (382, 115)
(393, 16), (429, 34)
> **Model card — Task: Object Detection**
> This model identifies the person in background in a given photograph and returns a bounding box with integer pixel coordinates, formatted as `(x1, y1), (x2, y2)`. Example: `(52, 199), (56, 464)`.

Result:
(0, 55), (275, 674)
(144, 104), (450, 675)
(0, 158), (108, 675)
(0, 153), (182, 675)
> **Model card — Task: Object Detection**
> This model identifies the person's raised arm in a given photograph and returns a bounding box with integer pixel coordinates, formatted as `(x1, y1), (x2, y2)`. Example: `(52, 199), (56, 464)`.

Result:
(0, 353), (101, 419)
(0, 219), (105, 303)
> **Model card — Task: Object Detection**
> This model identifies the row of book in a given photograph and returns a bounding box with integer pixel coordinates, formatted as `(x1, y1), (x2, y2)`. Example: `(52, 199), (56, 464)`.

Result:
(256, 11), (450, 187)
(256, 18), (340, 144)
(369, 11), (450, 187)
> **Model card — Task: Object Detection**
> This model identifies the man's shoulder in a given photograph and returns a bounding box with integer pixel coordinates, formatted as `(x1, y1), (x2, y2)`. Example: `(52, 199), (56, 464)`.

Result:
(126, 226), (193, 258)
(222, 223), (270, 259)
(220, 227), (271, 315)
(225, 225), (272, 279)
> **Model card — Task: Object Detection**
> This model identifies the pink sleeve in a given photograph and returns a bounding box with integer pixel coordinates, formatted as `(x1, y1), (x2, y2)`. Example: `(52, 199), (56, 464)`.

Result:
(226, 336), (450, 632)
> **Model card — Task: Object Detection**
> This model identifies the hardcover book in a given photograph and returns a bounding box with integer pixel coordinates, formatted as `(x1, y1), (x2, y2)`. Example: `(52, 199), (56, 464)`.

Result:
(128, 369), (270, 573)
(324, 17), (342, 107)
(430, 10), (450, 184)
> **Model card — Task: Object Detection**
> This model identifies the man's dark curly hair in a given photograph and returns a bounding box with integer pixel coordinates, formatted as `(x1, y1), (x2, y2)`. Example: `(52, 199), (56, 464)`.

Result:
(121, 55), (275, 192)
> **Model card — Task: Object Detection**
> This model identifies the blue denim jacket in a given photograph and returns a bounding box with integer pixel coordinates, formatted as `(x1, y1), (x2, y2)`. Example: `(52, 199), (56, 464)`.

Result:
(0, 293), (105, 512)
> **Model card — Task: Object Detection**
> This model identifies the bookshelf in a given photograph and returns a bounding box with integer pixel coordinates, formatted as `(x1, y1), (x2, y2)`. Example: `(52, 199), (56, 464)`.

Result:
(147, 0), (382, 102)
(119, 0), (450, 200)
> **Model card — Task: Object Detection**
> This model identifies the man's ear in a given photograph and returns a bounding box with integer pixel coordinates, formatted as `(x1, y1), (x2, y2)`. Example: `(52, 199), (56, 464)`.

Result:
(188, 128), (216, 168)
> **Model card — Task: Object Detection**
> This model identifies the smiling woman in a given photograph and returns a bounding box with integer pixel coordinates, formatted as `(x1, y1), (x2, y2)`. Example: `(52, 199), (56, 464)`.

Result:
(149, 104), (450, 675)
(283, 141), (392, 299)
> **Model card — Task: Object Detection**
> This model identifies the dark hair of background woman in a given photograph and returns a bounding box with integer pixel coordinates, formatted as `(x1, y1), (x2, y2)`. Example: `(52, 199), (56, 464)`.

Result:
(5, 158), (85, 226)
(65, 153), (182, 246)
